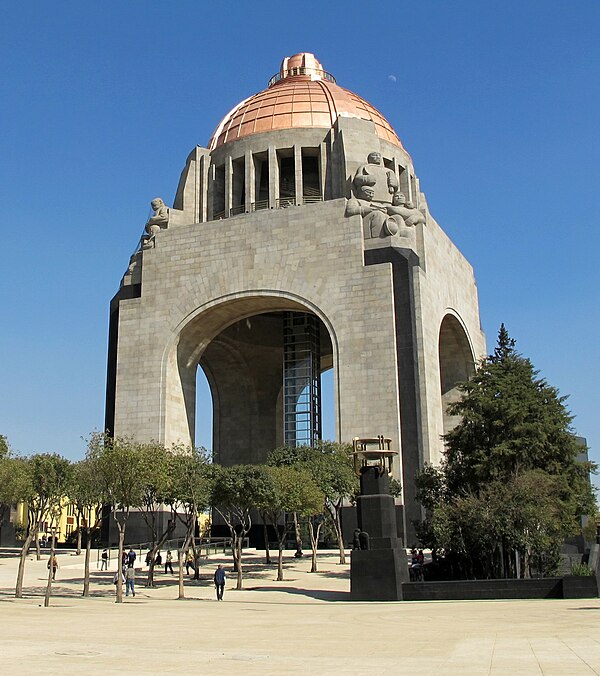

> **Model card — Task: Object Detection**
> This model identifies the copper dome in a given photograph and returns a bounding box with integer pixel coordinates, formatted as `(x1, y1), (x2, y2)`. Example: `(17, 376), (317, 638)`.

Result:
(209, 53), (402, 150)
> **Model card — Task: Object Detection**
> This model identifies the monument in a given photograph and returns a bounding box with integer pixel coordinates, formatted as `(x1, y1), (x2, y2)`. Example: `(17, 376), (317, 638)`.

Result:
(105, 53), (485, 542)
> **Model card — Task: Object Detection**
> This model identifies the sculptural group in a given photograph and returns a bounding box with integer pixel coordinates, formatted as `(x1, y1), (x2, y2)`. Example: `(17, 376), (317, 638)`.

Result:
(346, 153), (425, 238)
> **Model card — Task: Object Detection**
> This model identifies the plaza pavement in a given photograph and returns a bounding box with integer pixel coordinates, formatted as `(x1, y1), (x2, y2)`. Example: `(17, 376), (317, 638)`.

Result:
(1, 547), (599, 675)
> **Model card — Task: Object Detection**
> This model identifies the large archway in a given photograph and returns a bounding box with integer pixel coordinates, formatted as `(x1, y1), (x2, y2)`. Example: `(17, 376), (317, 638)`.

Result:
(162, 293), (337, 463)
(438, 313), (475, 436)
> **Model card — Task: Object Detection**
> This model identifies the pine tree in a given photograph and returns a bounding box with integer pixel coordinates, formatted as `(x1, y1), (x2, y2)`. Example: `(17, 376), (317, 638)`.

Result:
(443, 324), (584, 495)
(416, 325), (596, 578)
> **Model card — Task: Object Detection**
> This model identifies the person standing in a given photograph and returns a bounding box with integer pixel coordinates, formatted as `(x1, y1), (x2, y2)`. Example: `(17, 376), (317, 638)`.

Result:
(48, 554), (59, 580)
(125, 565), (136, 597)
(127, 547), (137, 568)
(214, 564), (226, 600)
(165, 549), (174, 574)
(100, 548), (108, 570)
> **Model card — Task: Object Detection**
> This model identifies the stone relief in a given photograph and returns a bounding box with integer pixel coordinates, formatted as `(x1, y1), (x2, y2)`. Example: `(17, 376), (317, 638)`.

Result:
(142, 197), (169, 248)
(345, 153), (425, 238)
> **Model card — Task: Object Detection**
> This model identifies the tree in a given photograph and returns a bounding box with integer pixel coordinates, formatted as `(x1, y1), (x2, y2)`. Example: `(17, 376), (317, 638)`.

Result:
(170, 446), (211, 599)
(89, 433), (148, 603)
(14, 453), (72, 599)
(268, 441), (357, 564)
(69, 458), (105, 596)
(258, 466), (324, 580)
(210, 465), (270, 590)
(416, 325), (597, 578)
(135, 442), (177, 588)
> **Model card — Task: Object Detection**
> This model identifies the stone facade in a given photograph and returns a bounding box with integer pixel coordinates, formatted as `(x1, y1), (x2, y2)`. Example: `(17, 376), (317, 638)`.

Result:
(106, 55), (486, 540)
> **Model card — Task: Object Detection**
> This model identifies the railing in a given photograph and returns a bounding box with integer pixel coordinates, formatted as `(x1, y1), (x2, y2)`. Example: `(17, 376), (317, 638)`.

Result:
(210, 195), (323, 222)
(302, 195), (323, 205)
(268, 67), (336, 87)
(229, 204), (246, 217)
(95, 536), (250, 568)
(252, 199), (269, 212)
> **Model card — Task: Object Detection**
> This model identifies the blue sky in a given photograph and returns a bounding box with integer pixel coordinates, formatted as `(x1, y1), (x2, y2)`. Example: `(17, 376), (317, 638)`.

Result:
(1, 2), (598, 480)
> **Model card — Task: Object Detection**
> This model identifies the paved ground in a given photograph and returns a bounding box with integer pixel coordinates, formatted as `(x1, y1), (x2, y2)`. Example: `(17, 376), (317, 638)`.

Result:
(1, 547), (600, 675)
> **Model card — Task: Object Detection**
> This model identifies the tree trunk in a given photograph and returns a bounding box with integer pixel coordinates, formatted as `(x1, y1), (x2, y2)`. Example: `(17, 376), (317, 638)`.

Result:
(309, 521), (323, 573)
(43, 536), (56, 607)
(15, 531), (36, 597)
(277, 543), (284, 581)
(83, 528), (92, 596)
(178, 527), (194, 600)
(293, 512), (303, 557)
(76, 523), (82, 556)
(261, 515), (271, 565)
(236, 536), (243, 590)
(177, 548), (185, 599)
(333, 508), (345, 564)
(115, 526), (125, 603)
(35, 534), (41, 561)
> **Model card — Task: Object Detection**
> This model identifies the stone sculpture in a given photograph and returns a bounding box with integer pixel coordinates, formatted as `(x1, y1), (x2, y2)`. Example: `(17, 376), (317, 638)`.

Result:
(143, 198), (169, 248)
(386, 192), (426, 229)
(346, 152), (401, 238)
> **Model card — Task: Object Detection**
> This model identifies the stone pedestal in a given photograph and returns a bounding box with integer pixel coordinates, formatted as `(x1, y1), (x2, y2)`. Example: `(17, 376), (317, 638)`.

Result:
(350, 466), (409, 600)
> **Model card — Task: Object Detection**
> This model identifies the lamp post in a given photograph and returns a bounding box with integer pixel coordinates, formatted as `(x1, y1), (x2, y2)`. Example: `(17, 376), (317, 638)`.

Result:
(350, 435), (409, 601)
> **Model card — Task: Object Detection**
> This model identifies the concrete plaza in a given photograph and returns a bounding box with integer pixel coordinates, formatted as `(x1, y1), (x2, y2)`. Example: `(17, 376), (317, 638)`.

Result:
(1, 548), (599, 675)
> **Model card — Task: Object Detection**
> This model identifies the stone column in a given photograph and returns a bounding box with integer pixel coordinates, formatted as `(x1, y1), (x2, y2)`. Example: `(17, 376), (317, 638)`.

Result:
(268, 145), (278, 208)
(294, 144), (302, 206)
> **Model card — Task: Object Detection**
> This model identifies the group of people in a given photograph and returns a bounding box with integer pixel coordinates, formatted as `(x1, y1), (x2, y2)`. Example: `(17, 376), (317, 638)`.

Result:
(104, 545), (227, 600)
(410, 548), (425, 581)
(144, 548), (175, 573)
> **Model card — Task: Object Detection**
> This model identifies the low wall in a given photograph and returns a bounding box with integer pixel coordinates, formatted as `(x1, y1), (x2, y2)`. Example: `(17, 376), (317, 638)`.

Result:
(402, 576), (598, 601)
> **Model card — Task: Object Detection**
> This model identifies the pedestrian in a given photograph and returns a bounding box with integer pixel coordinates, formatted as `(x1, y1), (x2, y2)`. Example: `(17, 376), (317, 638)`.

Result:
(213, 564), (226, 600)
(101, 548), (108, 570)
(47, 554), (59, 580)
(185, 550), (195, 575)
(155, 551), (162, 567)
(127, 547), (137, 568)
(125, 565), (136, 597)
(145, 550), (152, 567)
(165, 549), (174, 574)
(41, 534), (48, 548)
(122, 550), (128, 573)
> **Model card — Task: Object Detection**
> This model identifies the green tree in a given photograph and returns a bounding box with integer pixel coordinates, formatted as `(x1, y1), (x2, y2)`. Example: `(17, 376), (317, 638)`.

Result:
(170, 446), (211, 599)
(136, 442), (177, 588)
(210, 464), (271, 590)
(416, 325), (597, 578)
(268, 441), (357, 564)
(258, 465), (324, 580)
(69, 458), (105, 596)
(89, 433), (148, 603)
(14, 453), (72, 599)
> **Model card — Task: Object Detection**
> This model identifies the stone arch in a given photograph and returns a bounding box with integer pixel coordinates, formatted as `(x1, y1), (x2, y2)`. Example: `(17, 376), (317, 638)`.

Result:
(159, 291), (339, 461)
(438, 312), (476, 436)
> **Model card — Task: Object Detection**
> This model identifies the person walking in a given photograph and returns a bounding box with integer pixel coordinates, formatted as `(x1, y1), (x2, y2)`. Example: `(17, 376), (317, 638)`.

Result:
(100, 548), (108, 570)
(127, 547), (137, 568)
(185, 551), (195, 575)
(165, 549), (174, 574)
(125, 565), (136, 597)
(214, 564), (226, 600)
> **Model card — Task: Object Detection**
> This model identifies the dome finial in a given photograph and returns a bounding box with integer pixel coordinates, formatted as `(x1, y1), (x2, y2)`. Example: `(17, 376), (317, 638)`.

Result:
(268, 52), (336, 87)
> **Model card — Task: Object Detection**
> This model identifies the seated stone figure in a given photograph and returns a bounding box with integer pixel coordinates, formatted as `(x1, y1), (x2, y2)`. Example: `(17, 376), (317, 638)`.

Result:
(143, 197), (169, 247)
(346, 152), (400, 238)
(353, 151), (398, 200)
(345, 185), (398, 237)
(386, 192), (426, 229)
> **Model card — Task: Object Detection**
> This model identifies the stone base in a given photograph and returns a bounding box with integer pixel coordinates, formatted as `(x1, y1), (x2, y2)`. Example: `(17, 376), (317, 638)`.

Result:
(351, 547), (409, 601)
